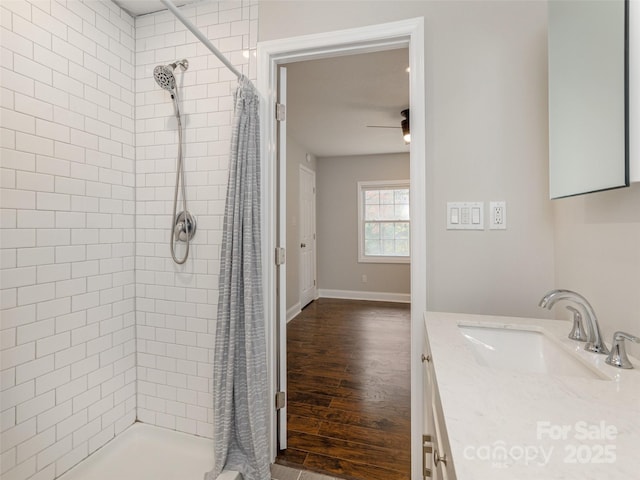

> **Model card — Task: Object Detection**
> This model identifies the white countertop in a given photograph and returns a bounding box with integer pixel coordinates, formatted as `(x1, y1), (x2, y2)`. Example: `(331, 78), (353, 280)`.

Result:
(424, 312), (640, 480)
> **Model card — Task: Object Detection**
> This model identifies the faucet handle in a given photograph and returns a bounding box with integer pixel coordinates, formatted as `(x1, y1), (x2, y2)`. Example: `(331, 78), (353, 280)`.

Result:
(565, 306), (587, 342)
(605, 331), (640, 369)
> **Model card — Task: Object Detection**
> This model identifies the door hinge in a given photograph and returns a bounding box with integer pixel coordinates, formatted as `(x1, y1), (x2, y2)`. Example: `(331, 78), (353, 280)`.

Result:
(276, 103), (286, 122)
(275, 247), (286, 265)
(423, 435), (433, 478)
(275, 391), (286, 410)
(313, 279), (316, 286)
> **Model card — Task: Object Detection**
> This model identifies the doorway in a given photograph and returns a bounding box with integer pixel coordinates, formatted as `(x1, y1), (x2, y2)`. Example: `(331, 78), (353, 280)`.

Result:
(258, 18), (426, 480)
(277, 47), (412, 478)
(298, 165), (316, 310)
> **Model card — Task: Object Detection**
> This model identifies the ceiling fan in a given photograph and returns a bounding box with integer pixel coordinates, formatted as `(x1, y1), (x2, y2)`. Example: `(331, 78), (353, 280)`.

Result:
(366, 109), (410, 143)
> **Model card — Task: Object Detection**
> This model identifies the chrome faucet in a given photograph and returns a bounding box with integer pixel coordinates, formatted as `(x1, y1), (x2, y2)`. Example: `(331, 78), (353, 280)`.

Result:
(605, 332), (640, 369)
(538, 289), (610, 355)
(565, 306), (587, 342)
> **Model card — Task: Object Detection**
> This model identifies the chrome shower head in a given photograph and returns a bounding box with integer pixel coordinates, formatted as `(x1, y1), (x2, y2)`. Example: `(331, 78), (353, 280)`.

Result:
(154, 65), (176, 91)
(153, 59), (189, 92)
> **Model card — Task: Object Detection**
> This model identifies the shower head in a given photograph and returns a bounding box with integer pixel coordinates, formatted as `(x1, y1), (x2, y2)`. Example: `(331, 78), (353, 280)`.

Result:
(153, 59), (189, 92)
(154, 65), (176, 91)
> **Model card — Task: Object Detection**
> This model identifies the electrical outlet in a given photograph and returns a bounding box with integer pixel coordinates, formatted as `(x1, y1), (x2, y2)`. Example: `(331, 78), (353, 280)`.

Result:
(489, 201), (506, 230)
(361, 274), (367, 283)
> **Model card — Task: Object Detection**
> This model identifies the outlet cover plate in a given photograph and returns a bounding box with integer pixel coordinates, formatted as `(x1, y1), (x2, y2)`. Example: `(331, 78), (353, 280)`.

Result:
(489, 201), (507, 230)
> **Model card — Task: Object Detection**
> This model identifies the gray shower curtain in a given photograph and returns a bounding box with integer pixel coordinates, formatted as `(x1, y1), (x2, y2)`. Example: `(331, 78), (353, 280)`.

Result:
(205, 76), (270, 480)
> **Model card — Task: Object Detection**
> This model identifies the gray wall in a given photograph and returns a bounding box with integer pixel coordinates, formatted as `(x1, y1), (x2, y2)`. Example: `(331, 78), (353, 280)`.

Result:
(316, 154), (411, 296)
(554, 186), (640, 359)
(285, 135), (316, 311)
(259, 1), (556, 318)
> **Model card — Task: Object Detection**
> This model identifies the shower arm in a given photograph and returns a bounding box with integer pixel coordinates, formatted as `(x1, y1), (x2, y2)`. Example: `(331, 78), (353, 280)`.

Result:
(159, 0), (242, 80)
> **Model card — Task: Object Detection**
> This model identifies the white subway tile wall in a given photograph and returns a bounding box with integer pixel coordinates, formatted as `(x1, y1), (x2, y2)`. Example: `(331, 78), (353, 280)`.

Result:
(1, 1), (136, 479)
(134, 0), (257, 438)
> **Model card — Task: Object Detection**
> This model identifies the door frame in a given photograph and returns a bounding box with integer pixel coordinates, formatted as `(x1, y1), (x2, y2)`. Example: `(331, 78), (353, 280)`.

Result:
(298, 164), (317, 309)
(257, 18), (426, 479)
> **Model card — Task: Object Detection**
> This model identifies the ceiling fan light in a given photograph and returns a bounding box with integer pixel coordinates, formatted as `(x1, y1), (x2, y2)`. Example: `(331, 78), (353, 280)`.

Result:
(401, 109), (410, 144)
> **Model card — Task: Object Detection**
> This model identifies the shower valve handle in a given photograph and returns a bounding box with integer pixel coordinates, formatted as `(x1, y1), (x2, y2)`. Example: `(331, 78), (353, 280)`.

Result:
(174, 212), (197, 243)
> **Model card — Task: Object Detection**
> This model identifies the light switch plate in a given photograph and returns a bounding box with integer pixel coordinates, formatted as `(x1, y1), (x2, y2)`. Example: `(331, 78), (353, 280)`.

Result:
(447, 202), (484, 230)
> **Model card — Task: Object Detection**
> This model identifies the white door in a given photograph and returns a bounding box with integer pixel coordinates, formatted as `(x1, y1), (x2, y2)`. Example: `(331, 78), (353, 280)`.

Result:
(276, 66), (288, 450)
(299, 166), (316, 308)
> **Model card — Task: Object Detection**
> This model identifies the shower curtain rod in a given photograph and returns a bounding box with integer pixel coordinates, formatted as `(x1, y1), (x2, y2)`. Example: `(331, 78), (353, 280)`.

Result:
(159, 0), (242, 80)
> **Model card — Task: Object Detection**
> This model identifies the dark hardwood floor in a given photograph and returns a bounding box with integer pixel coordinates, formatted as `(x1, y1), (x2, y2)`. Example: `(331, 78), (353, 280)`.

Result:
(276, 298), (411, 480)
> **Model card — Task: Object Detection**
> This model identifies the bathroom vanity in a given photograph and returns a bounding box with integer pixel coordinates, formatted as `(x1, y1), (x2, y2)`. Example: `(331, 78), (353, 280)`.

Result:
(422, 312), (640, 480)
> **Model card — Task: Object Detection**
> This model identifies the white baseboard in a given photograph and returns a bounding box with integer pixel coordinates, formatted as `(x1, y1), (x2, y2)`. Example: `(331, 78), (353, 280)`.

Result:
(317, 289), (410, 303)
(286, 302), (301, 323)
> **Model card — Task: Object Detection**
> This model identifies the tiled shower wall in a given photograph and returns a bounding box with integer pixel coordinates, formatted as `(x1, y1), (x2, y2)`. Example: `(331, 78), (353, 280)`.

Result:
(0, 1), (137, 479)
(134, 1), (257, 437)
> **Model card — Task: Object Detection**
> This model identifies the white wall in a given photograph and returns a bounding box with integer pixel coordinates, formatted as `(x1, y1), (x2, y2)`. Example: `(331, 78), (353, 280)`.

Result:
(259, 1), (556, 318)
(0, 2), (261, 478)
(285, 135), (316, 312)
(134, 0), (258, 438)
(315, 154), (411, 297)
(0, 1), (137, 478)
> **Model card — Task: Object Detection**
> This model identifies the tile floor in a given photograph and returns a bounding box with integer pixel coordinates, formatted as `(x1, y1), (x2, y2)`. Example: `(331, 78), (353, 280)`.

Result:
(271, 464), (339, 480)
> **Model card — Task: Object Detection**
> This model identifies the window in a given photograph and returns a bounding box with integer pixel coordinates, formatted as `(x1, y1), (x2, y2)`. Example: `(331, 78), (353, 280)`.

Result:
(357, 180), (410, 263)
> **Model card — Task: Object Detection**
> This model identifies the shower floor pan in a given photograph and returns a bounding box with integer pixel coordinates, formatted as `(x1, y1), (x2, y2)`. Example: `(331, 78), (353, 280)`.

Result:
(58, 422), (240, 480)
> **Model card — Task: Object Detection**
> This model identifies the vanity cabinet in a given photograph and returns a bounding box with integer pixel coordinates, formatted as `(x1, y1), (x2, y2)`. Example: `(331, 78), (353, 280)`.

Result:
(424, 311), (640, 479)
(423, 328), (456, 480)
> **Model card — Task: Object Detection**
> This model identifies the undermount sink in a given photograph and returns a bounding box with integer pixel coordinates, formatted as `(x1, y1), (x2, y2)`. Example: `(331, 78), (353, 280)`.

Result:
(458, 324), (610, 380)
